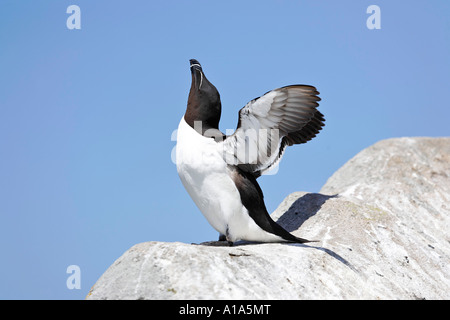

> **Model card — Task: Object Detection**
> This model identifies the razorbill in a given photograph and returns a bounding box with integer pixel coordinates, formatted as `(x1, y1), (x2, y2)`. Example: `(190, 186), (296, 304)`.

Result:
(176, 59), (325, 245)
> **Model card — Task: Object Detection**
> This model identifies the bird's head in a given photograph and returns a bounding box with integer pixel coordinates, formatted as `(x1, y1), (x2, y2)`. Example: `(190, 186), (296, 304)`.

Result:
(186, 59), (222, 132)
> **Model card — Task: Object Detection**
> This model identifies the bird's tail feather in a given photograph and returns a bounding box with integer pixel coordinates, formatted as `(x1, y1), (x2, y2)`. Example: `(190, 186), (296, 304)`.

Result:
(287, 235), (319, 244)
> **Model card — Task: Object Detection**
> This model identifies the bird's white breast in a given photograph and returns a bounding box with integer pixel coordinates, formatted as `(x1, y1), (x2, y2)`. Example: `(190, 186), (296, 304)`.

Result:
(175, 117), (284, 243)
(175, 117), (241, 236)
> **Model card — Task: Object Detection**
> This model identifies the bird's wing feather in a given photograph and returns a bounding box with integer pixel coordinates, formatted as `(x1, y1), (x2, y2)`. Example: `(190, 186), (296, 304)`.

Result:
(221, 85), (324, 176)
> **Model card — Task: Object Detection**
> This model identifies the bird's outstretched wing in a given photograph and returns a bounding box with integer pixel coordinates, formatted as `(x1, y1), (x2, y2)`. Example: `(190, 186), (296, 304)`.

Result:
(221, 85), (324, 176)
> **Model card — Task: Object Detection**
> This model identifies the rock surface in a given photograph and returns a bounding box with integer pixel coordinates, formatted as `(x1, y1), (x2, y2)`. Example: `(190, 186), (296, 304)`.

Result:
(86, 137), (450, 300)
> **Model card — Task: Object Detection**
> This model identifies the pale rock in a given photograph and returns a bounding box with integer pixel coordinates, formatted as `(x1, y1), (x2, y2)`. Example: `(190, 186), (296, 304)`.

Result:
(86, 137), (450, 300)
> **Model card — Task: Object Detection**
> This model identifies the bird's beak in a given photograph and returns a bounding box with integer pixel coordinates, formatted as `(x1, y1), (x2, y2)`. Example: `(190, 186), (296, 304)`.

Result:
(190, 59), (203, 89)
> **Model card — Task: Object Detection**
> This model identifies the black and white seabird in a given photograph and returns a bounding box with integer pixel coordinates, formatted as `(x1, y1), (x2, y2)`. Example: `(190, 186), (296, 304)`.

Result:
(176, 59), (325, 245)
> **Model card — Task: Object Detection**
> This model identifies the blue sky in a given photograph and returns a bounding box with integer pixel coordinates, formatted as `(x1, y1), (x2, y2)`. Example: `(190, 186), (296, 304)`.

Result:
(0, 0), (449, 299)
